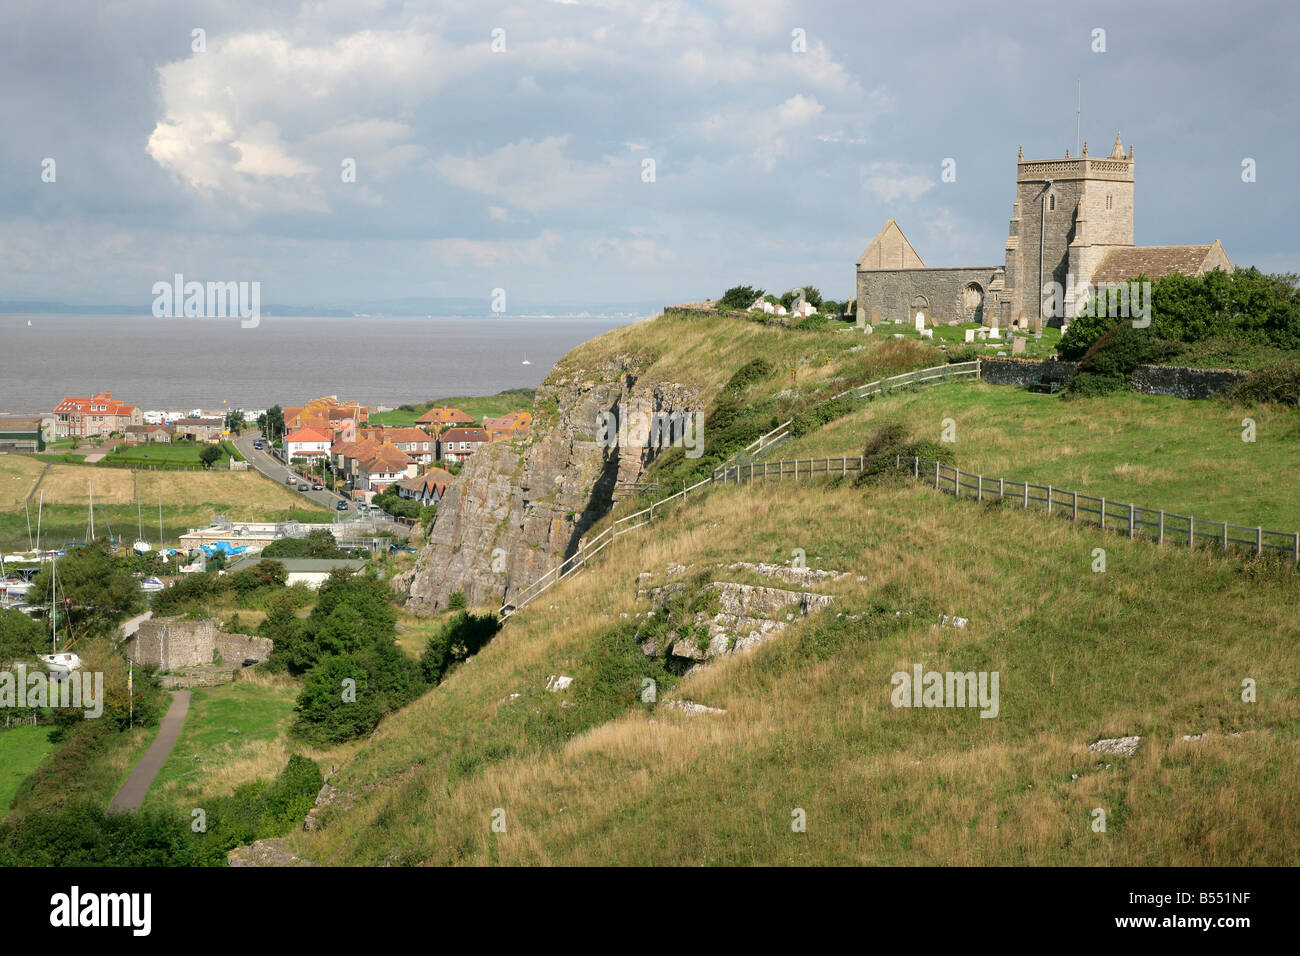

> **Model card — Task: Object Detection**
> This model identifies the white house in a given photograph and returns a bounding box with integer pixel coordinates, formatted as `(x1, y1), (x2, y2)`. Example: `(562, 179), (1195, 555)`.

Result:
(284, 427), (333, 460)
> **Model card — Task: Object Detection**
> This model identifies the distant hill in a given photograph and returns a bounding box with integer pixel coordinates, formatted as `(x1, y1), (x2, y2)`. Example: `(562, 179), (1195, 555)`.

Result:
(368, 388), (537, 427)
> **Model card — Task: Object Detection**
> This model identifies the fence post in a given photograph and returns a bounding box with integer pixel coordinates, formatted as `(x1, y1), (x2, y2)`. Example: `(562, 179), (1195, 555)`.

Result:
(1188, 515), (1194, 550)
(913, 457), (918, 479)
(1158, 510), (1164, 545)
(1128, 504), (1135, 539)
(1047, 485), (1052, 515)
(1294, 532), (1299, 564)
(1223, 523), (1228, 552)
(896, 454), (900, 469)
(1023, 482), (1028, 509)
(977, 475), (982, 502)
(1100, 497), (1105, 529)
(1072, 491), (1078, 521)
(934, 461), (940, 490)
(1257, 527), (1263, 556)
(999, 477), (1004, 499)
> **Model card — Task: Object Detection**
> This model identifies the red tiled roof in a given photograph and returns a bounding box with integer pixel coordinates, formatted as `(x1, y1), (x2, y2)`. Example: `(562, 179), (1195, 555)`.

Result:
(415, 407), (475, 425)
(285, 427), (333, 443)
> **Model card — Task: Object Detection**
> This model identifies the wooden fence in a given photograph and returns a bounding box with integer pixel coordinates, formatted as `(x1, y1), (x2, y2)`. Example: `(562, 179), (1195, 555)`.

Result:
(713, 360), (980, 478)
(898, 455), (1300, 562)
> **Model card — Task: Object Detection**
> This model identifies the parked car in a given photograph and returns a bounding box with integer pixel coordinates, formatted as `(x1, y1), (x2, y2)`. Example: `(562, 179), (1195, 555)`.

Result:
(312, 482), (323, 491)
(285, 475), (296, 485)
(297, 483), (309, 491)
(252, 440), (263, 449)
(336, 499), (349, 511)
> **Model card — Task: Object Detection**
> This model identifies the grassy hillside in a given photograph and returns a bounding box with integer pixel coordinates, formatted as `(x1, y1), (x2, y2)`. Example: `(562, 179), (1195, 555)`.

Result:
(776, 381), (1300, 531)
(285, 470), (1300, 865)
(0, 456), (45, 508)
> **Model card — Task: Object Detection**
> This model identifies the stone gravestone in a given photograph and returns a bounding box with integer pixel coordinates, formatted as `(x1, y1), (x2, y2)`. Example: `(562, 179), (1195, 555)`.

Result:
(964, 329), (975, 343)
(863, 324), (873, 335)
(989, 326), (1001, 339)
(1011, 336), (1027, 354)
(914, 312), (926, 333)
(871, 306), (882, 327)
(856, 306), (866, 330)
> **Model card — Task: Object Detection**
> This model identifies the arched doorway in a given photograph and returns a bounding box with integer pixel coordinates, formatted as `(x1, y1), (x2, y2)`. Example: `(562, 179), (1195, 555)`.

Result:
(962, 283), (985, 324)
(910, 294), (930, 328)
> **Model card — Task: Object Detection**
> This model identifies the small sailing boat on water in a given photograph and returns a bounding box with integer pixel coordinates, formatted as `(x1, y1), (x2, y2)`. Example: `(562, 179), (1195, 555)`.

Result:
(521, 352), (531, 366)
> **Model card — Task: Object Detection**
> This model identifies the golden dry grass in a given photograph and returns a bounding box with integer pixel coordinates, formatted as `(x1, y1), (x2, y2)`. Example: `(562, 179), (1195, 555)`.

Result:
(0, 455), (45, 508)
(33, 465), (321, 511)
(283, 476), (1300, 866)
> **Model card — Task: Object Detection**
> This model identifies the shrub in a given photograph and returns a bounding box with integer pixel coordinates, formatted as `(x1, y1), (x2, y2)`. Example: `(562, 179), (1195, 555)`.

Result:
(1227, 359), (1300, 406)
(421, 611), (500, 685)
(718, 285), (764, 311)
(945, 345), (980, 363)
(854, 421), (956, 487)
(1066, 321), (1179, 397)
(722, 358), (775, 397)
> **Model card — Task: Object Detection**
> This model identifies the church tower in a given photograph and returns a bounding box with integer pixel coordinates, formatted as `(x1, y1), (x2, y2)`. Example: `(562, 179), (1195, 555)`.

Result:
(1004, 133), (1134, 327)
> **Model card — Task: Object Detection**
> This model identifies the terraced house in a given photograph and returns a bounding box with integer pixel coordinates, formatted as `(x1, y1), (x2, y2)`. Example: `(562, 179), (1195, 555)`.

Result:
(384, 427), (437, 465)
(52, 391), (143, 438)
(438, 426), (490, 463)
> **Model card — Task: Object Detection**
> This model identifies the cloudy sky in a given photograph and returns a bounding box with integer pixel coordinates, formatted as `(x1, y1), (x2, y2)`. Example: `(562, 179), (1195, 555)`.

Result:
(0, 0), (1294, 312)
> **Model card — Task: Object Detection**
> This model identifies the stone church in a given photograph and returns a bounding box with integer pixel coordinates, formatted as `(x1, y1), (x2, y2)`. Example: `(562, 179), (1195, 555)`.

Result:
(855, 134), (1232, 330)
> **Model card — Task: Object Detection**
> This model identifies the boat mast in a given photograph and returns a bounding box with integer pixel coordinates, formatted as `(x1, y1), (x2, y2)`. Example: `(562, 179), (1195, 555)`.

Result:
(35, 490), (42, 553)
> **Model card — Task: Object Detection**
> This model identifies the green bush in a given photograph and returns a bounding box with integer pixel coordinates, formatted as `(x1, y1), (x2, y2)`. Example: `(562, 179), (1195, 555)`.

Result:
(854, 421), (956, 487)
(718, 285), (764, 311)
(421, 611), (500, 685)
(1066, 321), (1179, 397)
(945, 345), (980, 363)
(1226, 359), (1300, 406)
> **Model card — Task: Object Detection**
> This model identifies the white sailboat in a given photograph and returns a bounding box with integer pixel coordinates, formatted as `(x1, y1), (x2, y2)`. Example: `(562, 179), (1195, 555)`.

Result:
(37, 555), (80, 675)
(133, 482), (151, 554)
(521, 352), (531, 366)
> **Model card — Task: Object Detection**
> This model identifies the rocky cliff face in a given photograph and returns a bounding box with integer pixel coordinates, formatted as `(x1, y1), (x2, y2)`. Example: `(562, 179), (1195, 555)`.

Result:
(400, 354), (702, 613)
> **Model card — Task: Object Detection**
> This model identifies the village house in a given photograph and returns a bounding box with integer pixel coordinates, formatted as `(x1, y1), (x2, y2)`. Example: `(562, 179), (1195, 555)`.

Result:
(482, 411), (532, 442)
(331, 437), (382, 483)
(52, 391), (143, 438)
(354, 442), (416, 492)
(170, 417), (224, 443)
(438, 426), (490, 463)
(284, 427), (334, 461)
(384, 427), (437, 465)
(283, 396), (368, 433)
(415, 406), (476, 429)
(393, 467), (454, 507)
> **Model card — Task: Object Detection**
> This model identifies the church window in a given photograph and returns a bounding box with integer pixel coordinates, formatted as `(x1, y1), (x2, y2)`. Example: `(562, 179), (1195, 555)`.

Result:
(1048, 194), (1055, 211)
(1106, 194), (1112, 210)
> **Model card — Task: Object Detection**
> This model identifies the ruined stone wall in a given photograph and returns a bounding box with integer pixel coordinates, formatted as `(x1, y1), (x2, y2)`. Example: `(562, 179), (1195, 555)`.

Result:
(980, 358), (1248, 398)
(857, 266), (1003, 326)
(125, 617), (271, 670)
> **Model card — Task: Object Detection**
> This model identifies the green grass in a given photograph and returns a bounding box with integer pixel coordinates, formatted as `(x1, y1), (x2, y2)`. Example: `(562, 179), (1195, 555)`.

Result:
(369, 388), (536, 427)
(141, 678), (300, 810)
(774, 380), (1300, 531)
(0, 726), (58, 819)
(876, 320), (1062, 359)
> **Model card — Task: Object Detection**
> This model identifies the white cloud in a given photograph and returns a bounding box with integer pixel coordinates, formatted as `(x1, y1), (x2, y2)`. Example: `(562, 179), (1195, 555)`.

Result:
(434, 136), (627, 213)
(860, 161), (935, 204)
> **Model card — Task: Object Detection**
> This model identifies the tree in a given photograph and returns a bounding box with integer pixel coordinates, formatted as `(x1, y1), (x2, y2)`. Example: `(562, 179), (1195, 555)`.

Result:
(224, 409), (246, 434)
(199, 446), (223, 470)
(718, 285), (764, 311)
(263, 529), (345, 559)
(27, 544), (144, 644)
(0, 608), (48, 661)
(259, 405), (285, 442)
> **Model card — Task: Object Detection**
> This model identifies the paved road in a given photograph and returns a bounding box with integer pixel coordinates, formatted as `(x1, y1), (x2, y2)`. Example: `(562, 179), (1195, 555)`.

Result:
(122, 610), (153, 638)
(232, 430), (353, 513)
(109, 689), (190, 813)
(231, 430), (410, 539)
